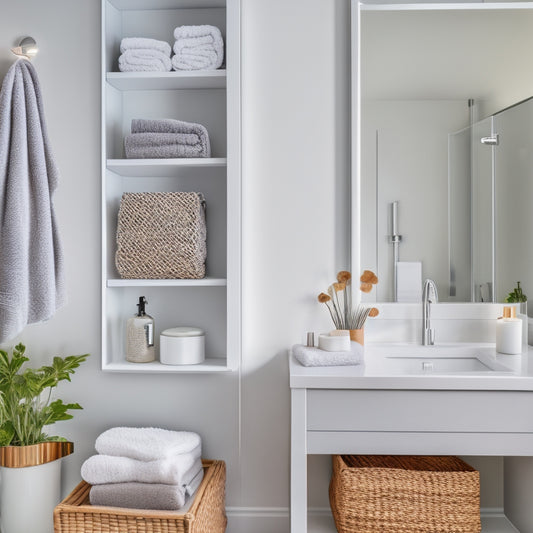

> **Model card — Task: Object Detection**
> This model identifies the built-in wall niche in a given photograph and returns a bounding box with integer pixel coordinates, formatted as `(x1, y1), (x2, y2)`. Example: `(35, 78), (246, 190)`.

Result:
(101, 0), (241, 372)
(105, 88), (227, 159)
(358, 5), (533, 303)
(104, 286), (227, 372)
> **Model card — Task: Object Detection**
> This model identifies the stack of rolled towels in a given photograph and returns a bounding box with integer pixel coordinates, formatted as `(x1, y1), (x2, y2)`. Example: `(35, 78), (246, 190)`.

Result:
(124, 118), (211, 159)
(118, 38), (172, 72)
(172, 25), (224, 71)
(81, 427), (204, 510)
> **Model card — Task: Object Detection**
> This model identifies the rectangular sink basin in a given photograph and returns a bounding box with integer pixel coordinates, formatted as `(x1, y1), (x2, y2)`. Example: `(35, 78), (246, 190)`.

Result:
(378, 344), (516, 375)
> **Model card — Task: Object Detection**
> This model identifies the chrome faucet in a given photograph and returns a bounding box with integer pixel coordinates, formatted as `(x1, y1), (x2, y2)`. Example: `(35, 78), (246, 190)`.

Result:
(422, 279), (438, 346)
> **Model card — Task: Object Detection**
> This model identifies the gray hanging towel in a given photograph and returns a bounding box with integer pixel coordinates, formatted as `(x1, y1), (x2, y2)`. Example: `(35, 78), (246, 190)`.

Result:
(0, 59), (65, 342)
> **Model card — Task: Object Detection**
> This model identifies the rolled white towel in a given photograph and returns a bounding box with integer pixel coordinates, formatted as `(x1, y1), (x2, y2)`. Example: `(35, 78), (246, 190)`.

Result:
(119, 50), (172, 72)
(81, 450), (202, 485)
(95, 427), (201, 461)
(120, 37), (171, 57)
(172, 25), (224, 70)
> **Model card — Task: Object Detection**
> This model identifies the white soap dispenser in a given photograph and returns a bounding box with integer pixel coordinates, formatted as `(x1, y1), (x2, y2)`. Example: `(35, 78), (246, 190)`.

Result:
(496, 306), (522, 355)
(126, 296), (155, 363)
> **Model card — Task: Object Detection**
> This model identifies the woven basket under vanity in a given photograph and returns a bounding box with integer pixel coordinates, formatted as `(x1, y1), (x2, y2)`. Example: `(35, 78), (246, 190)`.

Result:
(115, 192), (207, 279)
(54, 460), (226, 533)
(329, 455), (481, 533)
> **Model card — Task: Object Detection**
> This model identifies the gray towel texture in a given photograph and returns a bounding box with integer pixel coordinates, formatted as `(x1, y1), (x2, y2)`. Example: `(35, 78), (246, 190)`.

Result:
(89, 468), (204, 510)
(293, 342), (363, 367)
(172, 25), (224, 70)
(125, 119), (211, 158)
(120, 37), (171, 57)
(0, 59), (65, 342)
(118, 50), (171, 72)
(81, 454), (202, 485)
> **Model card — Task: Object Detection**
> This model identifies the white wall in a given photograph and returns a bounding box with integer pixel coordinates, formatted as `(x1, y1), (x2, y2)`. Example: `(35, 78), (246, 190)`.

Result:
(0, 1), (349, 531)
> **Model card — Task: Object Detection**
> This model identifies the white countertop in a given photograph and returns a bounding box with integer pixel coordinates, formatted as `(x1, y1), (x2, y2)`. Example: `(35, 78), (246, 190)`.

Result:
(289, 342), (533, 390)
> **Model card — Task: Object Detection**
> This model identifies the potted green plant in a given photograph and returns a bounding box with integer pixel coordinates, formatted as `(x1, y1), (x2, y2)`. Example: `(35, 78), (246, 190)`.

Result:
(505, 281), (527, 316)
(0, 343), (88, 533)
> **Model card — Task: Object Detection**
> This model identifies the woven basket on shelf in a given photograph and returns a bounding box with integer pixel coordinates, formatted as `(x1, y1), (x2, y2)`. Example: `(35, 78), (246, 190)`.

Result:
(115, 192), (207, 279)
(53, 459), (226, 533)
(330, 455), (481, 533)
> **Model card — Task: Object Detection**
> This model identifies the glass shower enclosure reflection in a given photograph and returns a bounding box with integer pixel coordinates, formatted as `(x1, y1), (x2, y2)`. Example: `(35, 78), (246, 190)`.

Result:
(449, 97), (533, 310)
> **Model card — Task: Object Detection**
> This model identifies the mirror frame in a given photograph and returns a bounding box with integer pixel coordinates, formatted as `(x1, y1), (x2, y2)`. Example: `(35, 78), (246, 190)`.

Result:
(350, 0), (533, 315)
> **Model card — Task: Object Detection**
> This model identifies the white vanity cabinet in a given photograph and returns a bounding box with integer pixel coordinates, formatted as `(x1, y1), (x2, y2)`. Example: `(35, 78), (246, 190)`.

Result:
(290, 351), (533, 533)
(101, 0), (241, 372)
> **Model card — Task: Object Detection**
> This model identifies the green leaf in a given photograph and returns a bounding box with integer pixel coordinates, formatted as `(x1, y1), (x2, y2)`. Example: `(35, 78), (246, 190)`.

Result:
(0, 423), (15, 447)
(0, 345), (89, 446)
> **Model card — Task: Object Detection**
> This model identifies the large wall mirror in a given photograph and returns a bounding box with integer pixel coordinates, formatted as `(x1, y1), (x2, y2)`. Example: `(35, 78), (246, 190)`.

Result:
(356, 3), (533, 310)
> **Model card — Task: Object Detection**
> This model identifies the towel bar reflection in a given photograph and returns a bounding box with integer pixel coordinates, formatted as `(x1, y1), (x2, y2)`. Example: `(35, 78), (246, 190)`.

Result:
(11, 37), (38, 60)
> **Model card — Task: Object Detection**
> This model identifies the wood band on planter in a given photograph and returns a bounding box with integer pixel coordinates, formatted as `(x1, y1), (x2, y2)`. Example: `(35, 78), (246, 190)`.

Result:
(0, 441), (73, 468)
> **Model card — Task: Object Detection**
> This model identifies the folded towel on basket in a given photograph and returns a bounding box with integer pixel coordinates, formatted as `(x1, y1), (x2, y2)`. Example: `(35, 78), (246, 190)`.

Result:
(119, 50), (172, 72)
(81, 452), (202, 485)
(292, 342), (363, 367)
(120, 37), (171, 57)
(89, 468), (204, 510)
(172, 25), (224, 70)
(95, 427), (201, 462)
(124, 132), (210, 158)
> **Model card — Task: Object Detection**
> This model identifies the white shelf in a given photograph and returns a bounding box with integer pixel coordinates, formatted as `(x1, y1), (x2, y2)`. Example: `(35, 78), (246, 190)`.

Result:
(308, 511), (519, 532)
(107, 278), (227, 287)
(102, 0), (241, 374)
(108, 0), (226, 10)
(103, 358), (230, 373)
(106, 71), (226, 91)
(107, 158), (227, 176)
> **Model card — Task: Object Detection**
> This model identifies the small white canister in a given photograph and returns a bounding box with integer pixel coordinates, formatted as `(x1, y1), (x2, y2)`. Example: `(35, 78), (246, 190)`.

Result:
(160, 326), (205, 365)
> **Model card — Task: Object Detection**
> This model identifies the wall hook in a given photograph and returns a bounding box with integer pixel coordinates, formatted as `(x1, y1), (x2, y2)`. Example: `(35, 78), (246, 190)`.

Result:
(11, 37), (38, 60)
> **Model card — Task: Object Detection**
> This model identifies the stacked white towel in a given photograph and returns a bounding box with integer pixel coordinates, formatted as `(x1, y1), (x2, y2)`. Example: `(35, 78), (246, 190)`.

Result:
(82, 427), (204, 510)
(119, 38), (172, 72)
(172, 25), (224, 71)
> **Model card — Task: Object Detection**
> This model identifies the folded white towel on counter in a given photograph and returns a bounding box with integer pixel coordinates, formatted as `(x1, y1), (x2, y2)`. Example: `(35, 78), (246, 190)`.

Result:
(292, 342), (363, 367)
(81, 452), (202, 485)
(95, 427), (201, 461)
(89, 468), (204, 510)
(172, 25), (224, 70)
(118, 50), (172, 72)
(120, 37), (171, 57)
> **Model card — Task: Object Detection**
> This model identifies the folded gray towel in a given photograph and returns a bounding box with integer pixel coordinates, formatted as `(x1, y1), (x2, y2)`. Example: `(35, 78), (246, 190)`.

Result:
(89, 468), (204, 510)
(125, 132), (210, 159)
(132, 118), (209, 138)
(120, 37), (171, 57)
(119, 50), (171, 72)
(292, 342), (363, 367)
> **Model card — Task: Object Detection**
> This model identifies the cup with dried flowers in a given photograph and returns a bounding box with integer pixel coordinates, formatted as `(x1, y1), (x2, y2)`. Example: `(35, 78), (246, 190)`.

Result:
(317, 270), (379, 345)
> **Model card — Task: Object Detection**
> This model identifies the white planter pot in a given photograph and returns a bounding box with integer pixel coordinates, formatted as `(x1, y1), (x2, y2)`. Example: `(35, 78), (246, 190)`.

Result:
(0, 459), (62, 533)
(0, 442), (73, 533)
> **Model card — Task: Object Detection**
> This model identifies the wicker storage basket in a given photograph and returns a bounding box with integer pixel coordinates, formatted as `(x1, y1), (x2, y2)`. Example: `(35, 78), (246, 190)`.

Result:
(330, 455), (481, 533)
(54, 460), (226, 533)
(115, 192), (207, 279)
